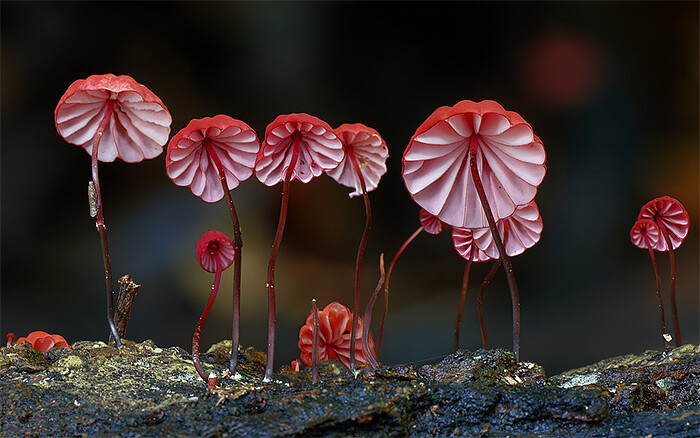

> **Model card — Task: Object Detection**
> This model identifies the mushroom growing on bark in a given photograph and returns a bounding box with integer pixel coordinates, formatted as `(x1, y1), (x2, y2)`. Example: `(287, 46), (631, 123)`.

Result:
(630, 218), (669, 348)
(55, 73), (172, 347)
(192, 230), (235, 385)
(298, 301), (376, 371)
(255, 113), (344, 381)
(635, 196), (689, 347)
(402, 100), (546, 361)
(11, 331), (70, 352)
(166, 115), (260, 372)
(325, 123), (388, 371)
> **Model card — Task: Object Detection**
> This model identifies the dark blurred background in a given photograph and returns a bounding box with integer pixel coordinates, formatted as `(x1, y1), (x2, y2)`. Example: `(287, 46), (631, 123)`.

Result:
(2, 2), (698, 375)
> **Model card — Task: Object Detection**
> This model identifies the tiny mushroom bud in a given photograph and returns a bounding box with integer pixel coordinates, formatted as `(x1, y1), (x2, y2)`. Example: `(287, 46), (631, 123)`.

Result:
(55, 73), (172, 347)
(192, 230), (235, 384)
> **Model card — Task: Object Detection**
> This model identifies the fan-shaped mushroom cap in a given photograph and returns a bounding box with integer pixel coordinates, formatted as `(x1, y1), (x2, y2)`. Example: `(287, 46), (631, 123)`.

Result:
(298, 302), (375, 370)
(255, 113), (344, 186)
(419, 208), (448, 235)
(637, 196), (690, 251)
(195, 230), (235, 273)
(630, 218), (661, 250)
(166, 115), (260, 203)
(55, 73), (172, 163)
(325, 123), (389, 197)
(471, 200), (543, 258)
(452, 227), (493, 262)
(402, 100), (546, 229)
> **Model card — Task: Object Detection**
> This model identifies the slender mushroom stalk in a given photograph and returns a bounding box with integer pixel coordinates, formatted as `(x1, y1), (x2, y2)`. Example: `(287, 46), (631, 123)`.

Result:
(403, 100), (546, 362)
(373, 209), (446, 356)
(477, 260), (501, 349)
(451, 227), (493, 351)
(311, 299), (319, 384)
(637, 196), (690, 347)
(631, 218), (669, 348)
(255, 114), (344, 381)
(55, 74), (172, 346)
(452, 201), (542, 352)
(362, 254), (385, 369)
(326, 123), (388, 372)
(192, 230), (235, 384)
(166, 115), (260, 373)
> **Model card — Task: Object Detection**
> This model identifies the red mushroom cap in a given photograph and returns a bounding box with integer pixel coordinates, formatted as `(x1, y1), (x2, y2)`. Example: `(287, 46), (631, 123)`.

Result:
(402, 100), (546, 228)
(325, 123), (389, 197)
(54, 73), (172, 163)
(255, 113), (344, 185)
(298, 302), (375, 370)
(195, 230), (235, 273)
(630, 218), (661, 250)
(166, 115), (260, 203)
(637, 196), (690, 251)
(472, 200), (543, 258)
(419, 208), (448, 235)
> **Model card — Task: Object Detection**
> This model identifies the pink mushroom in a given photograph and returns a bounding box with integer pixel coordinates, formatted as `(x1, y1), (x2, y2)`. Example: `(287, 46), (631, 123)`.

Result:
(192, 230), (235, 385)
(54, 73), (172, 347)
(298, 302), (376, 371)
(454, 200), (543, 349)
(636, 196), (690, 346)
(255, 113), (344, 381)
(166, 115), (260, 372)
(402, 100), (546, 361)
(325, 123), (388, 371)
(630, 218), (669, 348)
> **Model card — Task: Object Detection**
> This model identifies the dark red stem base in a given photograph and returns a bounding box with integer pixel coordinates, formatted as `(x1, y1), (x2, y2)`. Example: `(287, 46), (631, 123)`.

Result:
(362, 254), (385, 369)
(192, 258), (223, 383)
(264, 134), (301, 381)
(646, 245), (668, 349)
(468, 137), (520, 362)
(478, 260), (502, 349)
(453, 260), (472, 353)
(91, 100), (121, 348)
(656, 221), (681, 347)
(348, 151), (371, 373)
(312, 299), (319, 384)
(203, 139), (243, 373)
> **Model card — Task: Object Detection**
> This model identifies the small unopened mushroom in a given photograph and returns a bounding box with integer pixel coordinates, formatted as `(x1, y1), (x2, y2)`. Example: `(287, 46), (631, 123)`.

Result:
(636, 196), (690, 346)
(255, 113), (344, 381)
(192, 230), (235, 384)
(167, 115), (260, 373)
(12, 331), (70, 352)
(298, 302), (376, 371)
(55, 73), (172, 347)
(326, 123), (388, 371)
(630, 218), (669, 348)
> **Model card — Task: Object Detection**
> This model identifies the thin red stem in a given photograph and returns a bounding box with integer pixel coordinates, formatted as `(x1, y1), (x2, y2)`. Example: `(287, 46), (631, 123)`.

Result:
(91, 100), (121, 347)
(453, 259), (472, 353)
(347, 150), (371, 373)
(656, 220), (681, 346)
(362, 254), (385, 369)
(312, 299), (319, 384)
(192, 256), (223, 383)
(656, 221), (682, 347)
(646, 246), (668, 349)
(264, 133), (301, 381)
(377, 225), (424, 355)
(468, 137), (520, 362)
(478, 260), (501, 349)
(203, 139), (243, 373)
